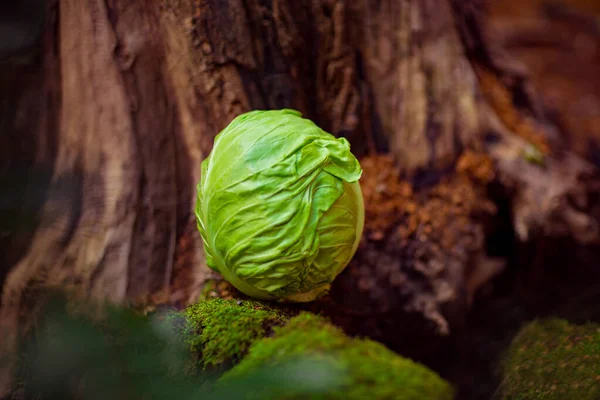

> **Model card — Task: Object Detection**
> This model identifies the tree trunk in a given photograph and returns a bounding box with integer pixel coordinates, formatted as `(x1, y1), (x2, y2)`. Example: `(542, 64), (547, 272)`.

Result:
(1, 0), (599, 394)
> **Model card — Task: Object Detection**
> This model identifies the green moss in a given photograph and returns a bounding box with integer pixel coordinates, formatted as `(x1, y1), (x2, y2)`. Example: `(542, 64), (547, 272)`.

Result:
(182, 298), (289, 369)
(218, 312), (454, 400)
(500, 318), (600, 400)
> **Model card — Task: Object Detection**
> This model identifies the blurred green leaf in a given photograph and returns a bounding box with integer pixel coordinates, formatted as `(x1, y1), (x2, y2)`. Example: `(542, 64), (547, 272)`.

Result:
(13, 295), (344, 400)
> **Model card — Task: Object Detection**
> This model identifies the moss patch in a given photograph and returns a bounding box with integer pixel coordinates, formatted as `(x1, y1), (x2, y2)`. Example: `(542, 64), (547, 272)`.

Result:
(182, 298), (289, 369)
(219, 312), (454, 400)
(500, 318), (600, 399)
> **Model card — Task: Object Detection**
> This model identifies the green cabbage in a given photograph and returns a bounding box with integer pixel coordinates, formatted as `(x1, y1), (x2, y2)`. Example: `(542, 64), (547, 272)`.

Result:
(195, 109), (364, 302)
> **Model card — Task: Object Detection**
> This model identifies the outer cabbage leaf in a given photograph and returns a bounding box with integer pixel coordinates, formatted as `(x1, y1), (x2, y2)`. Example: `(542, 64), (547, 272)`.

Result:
(195, 109), (363, 302)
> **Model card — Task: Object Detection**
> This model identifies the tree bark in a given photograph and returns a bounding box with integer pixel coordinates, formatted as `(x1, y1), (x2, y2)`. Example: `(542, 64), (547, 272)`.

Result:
(1, 0), (599, 394)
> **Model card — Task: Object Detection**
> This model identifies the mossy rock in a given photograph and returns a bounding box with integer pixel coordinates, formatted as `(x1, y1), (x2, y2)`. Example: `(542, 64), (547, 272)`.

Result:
(499, 318), (600, 400)
(218, 312), (454, 400)
(181, 298), (289, 370)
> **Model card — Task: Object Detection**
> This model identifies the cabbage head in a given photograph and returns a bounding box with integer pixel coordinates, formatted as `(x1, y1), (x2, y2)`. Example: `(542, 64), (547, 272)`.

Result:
(195, 109), (364, 302)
